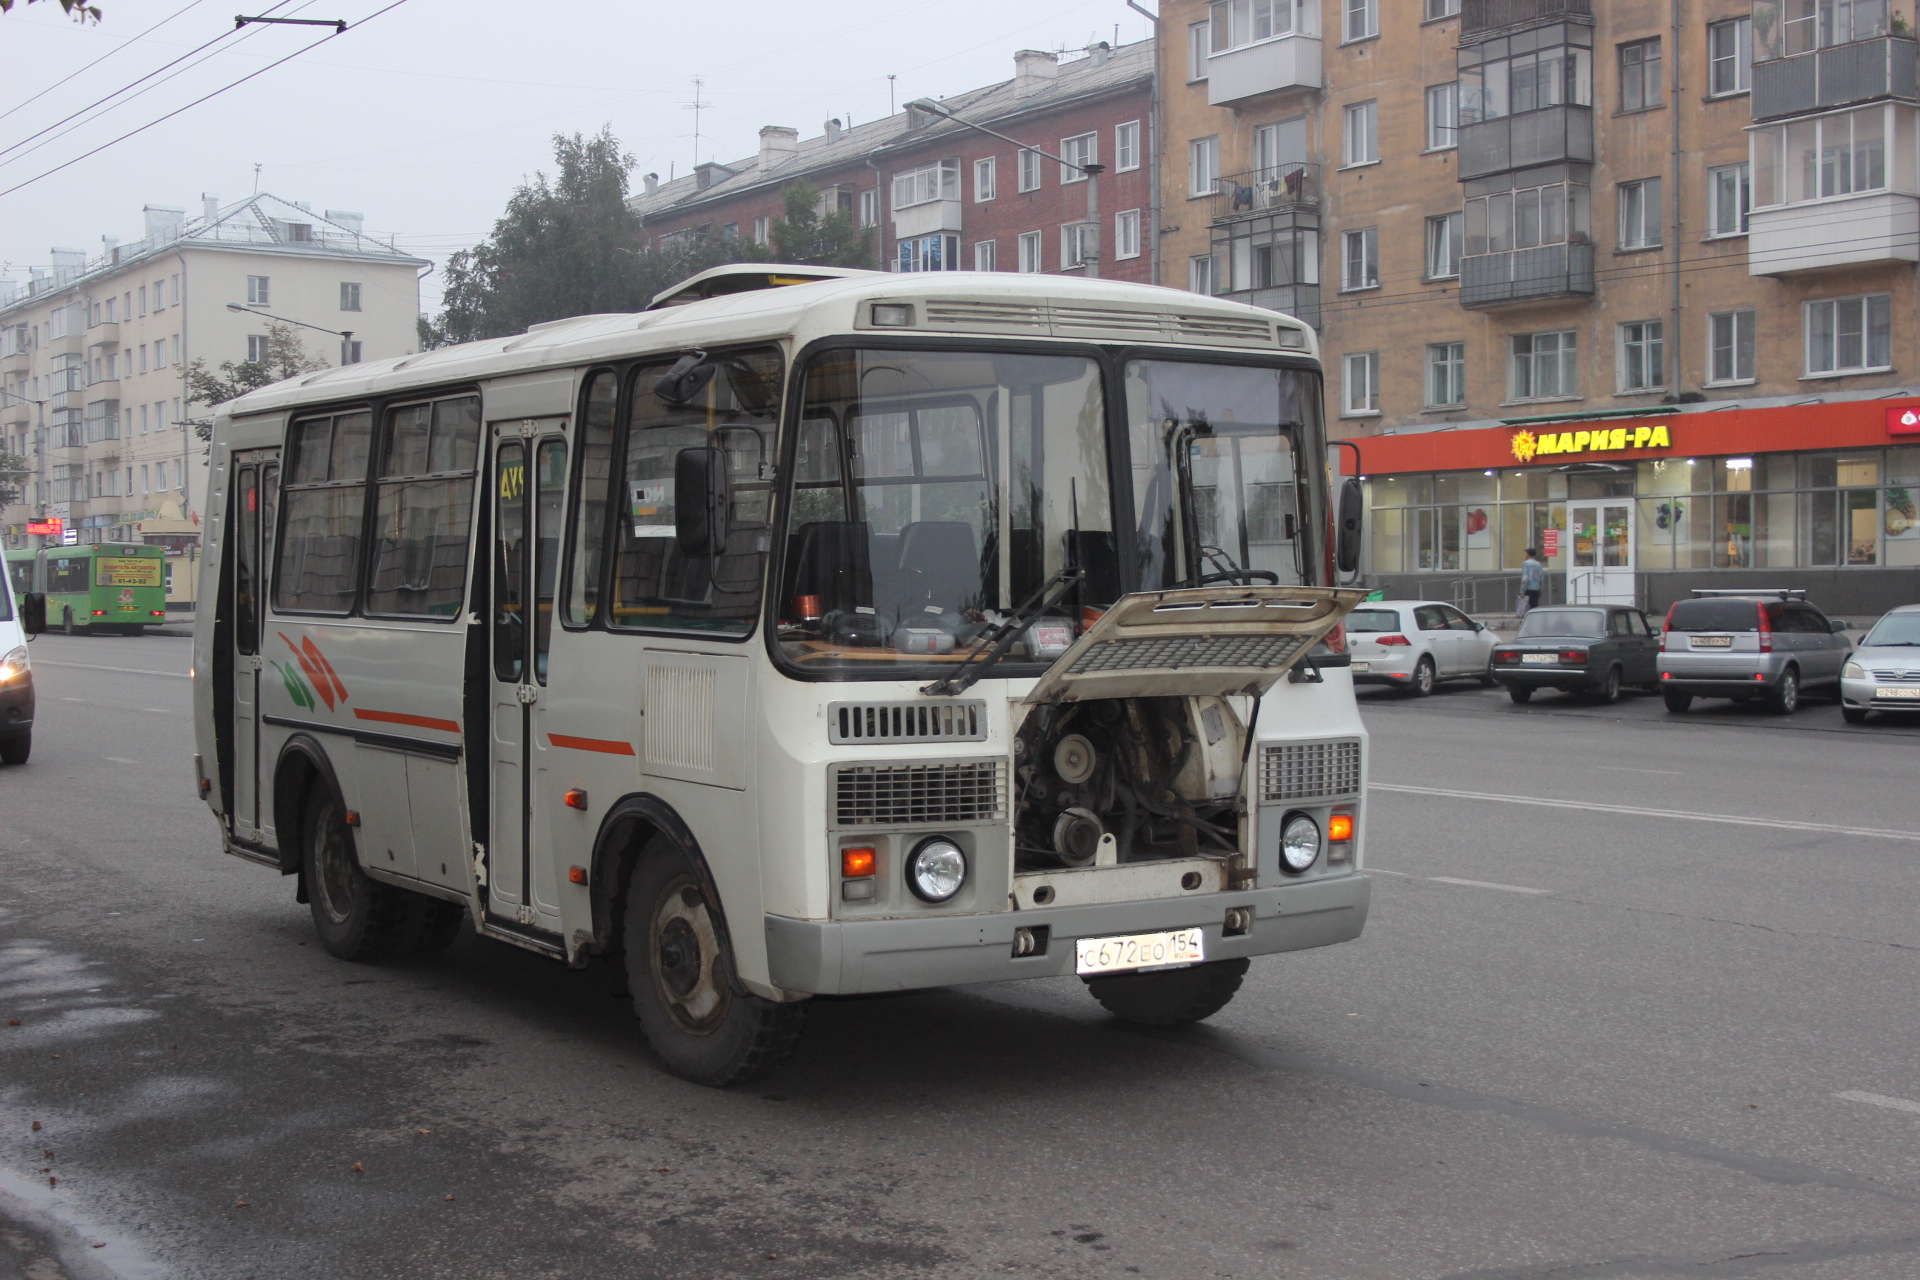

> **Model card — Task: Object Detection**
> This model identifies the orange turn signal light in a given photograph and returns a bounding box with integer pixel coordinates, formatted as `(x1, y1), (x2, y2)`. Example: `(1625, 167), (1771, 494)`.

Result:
(1328, 813), (1355, 842)
(567, 865), (588, 885)
(343, 810), (361, 828)
(563, 788), (589, 810)
(841, 846), (876, 878)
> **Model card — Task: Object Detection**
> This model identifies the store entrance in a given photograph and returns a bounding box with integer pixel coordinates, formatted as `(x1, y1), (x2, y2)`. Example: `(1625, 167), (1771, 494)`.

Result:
(1567, 502), (1634, 604)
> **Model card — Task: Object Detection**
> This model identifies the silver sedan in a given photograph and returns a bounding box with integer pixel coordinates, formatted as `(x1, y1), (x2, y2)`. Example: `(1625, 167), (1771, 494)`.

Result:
(1347, 600), (1498, 696)
(1840, 604), (1920, 724)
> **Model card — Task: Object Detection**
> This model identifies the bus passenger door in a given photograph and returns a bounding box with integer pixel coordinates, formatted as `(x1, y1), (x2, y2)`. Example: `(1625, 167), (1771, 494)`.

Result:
(485, 428), (568, 933)
(229, 452), (277, 843)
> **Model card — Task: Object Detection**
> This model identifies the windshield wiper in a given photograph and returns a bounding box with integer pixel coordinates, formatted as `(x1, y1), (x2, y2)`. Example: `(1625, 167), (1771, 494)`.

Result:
(922, 566), (1085, 697)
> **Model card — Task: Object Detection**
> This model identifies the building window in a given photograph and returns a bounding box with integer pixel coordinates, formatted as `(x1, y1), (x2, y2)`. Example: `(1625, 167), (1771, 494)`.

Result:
(1708, 163), (1750, 236)
(1189, 136), (1220, 195)
(1344, 0), (1377, 42)
(1426, 82), (1459, 150)
(246, 334), (269, 363)
(1425, 212), (1463, 279)
(1709, 309), (1757, 383)
(1619, 38), (1662, 112)
(138, 286), (147, 316)
(1751, 106), (1890, 205)
(1805, 294), (1892, 375)
(1189, 20), (1211, 80)
(1425, 0), (1459, 17)
(1116, 120), (1140, 172)
(1018, 148), (1043, 193)
(1341, 227), (1378, 290)
(1060, 132), (1097, 184)
(974, 239), (997, 271)
(1018, 231), (1044, 273)
(973, 157), (996, 202)
(1343, 352), (1379, 414)
(1618, 321), (1665, 391)
(1342, 101), (1378, 166)
(1510, 330), (1577, 399)
(893, 159), (960, 209)
(1763, 0), (1889, 56)
(1465, 179), (1587, 254)
(1618, 178), (1663, 248)
(1426, 342), (1465, 407)
(858, 188), (879, 227)
(720, 223), (739, 244)
(898, 233), (960, 272)
(1211, 0), (1300, 51)
(246, 275), (269, 306)
(1708, 17), (1751, 96)
(1189, 253), (1215, 296)
(753, 216), (770, 243)
(1115, 209), (1142, 260)
(339, 282), (362, 311)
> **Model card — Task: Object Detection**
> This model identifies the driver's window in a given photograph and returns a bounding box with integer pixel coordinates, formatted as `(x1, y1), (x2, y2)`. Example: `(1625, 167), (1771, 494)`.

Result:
(1414, 605), (1447, 630)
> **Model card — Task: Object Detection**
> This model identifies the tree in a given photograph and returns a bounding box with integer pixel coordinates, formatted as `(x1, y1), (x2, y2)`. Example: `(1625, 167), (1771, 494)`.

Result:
(183, 322), (326, 440)
(0, 452), (29, 509)
(767, 180), (874, 269)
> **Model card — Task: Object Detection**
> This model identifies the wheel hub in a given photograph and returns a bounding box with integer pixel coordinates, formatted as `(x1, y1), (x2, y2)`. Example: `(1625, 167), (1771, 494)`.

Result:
(650, 876), (729, 1033)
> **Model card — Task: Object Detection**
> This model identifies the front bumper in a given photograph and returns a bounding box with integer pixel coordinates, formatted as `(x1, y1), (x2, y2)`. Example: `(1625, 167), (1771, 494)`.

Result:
(765, 873), (1370, 996)
(0, 675), (33, 739)
(1841, 675), (1920, 712)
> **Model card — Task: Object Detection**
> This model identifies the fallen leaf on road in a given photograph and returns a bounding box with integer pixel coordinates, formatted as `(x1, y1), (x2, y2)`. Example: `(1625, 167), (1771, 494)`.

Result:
(31, 1121), (40, 1131)
(6, 1018), (19, 1026)
(91, 1243), (104, 1248)
(416, 1129), (430, 1135)
(233, 1201), (249, 1208)
(351, 1163), (365, 1173)
(654, 1168), (671, 1173)
(48, 1177), (57, 1187)
(443, 1194), (455, 1202)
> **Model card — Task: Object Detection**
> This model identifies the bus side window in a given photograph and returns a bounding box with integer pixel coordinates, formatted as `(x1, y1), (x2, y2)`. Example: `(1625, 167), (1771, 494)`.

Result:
(365, 395), (481, 620)
(561, 370), (617, 627)
(275, 411), (373, 614)
(235, 465), (259, 654)
(494, 442), (527, 682)
(534, 438), (566, 681)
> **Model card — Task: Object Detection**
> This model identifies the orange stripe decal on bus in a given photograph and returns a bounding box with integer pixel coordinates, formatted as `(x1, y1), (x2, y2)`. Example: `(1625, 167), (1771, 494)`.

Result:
(353, 708), (461, 734)
(548, 733), (637, 756)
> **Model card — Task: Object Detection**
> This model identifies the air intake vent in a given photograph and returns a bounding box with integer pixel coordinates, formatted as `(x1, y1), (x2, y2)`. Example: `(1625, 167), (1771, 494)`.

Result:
(832, 760), (1007, 828)
(829, 700), (987, 745)
(921, 299), (1279, 349)
(1068, 633), (1312, 674)
(1261, 739), (1363, 803)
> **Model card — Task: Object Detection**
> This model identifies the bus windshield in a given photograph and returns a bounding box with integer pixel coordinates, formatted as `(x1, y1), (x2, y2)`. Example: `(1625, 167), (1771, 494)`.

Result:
(777, 348), (1114, 675)
(1125, 359), (1316, 592)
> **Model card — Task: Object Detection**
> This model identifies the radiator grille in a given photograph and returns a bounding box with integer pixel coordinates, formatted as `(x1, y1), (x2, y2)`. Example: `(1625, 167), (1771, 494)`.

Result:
(1069, 633), (1311, 675)
(1261, 739), (1363, 803)
(829, 700), (987, 744)
(920, 299), (1280, 350)
(832, 760), (1007, 828)
(1868, 668), (1920, 682)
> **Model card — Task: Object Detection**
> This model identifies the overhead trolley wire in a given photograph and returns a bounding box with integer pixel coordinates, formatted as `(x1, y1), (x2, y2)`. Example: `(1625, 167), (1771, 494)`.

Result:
(0, 0), (217, 126)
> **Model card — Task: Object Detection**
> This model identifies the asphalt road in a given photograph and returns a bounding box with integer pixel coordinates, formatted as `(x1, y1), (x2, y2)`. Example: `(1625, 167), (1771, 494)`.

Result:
(4, 633), (1919, 1280)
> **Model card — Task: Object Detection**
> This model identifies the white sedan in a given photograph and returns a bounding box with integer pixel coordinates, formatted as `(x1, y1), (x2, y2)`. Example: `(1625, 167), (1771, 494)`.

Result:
(1347, 600), (1499, 696)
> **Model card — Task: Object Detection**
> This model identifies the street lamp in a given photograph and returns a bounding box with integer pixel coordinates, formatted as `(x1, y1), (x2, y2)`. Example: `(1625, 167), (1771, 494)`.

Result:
(902, 98), (1107, 277)
(226, 302), (356, 364)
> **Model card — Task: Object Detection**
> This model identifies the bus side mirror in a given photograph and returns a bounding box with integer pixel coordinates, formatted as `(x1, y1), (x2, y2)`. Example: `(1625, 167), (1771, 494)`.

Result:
(654, 351), (715, 406)
(1336, 477), (1363, 576)
(21, 592), (46, 636)
(674, 447), (731, 556)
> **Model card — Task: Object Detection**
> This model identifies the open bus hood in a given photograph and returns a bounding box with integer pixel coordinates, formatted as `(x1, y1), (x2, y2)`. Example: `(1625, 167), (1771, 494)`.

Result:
(1022, 586), (1368, 704)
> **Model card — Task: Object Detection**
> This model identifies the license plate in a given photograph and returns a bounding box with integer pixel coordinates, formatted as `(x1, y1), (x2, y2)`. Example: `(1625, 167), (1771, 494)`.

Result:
(1075, 927), (1206, 977)
(1350, 661), (1369, 672)
(1875, 686), (1920, 699)
(1522, 653), (1557, 665)
(1690, 635), (1734, 648)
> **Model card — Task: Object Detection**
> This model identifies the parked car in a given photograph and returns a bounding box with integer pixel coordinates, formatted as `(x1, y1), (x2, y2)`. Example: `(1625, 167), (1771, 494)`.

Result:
(1491, 605), (1659, 704)
(0, 578), (33, 765)
(1839, 603), (1920, 724)
(1347, 600), (1498, 696)
(1656, 591), (1850, 715)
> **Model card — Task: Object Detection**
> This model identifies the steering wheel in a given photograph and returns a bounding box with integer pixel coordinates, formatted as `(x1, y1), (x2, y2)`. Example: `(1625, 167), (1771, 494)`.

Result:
(1188, 569), (1280, 586)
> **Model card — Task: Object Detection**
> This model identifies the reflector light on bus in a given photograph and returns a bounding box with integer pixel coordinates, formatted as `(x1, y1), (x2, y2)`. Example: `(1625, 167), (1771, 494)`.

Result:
(1328, 814), (1355, 843)
(841, 847), (876, 878)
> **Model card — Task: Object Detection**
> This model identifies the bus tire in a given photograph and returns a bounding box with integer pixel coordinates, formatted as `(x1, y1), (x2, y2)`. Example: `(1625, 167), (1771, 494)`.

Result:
(623, 845), (804, 1087)
(1084, 956), (1249, 1026)
(61, 608), (84, 636)
(0, 733), (28, 766)
(407, 897), (467, 955)
(302, 783), (415, 962)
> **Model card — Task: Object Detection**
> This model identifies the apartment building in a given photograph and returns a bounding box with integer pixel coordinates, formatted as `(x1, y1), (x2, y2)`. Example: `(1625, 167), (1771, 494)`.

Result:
(1, 193), (427, 606)
(634, 43), (1155, 283)
(1164, 0), (1920, 612)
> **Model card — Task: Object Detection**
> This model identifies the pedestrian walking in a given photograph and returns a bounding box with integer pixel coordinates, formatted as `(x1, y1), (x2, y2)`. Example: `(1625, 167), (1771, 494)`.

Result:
(1519, 548), (1544, 618)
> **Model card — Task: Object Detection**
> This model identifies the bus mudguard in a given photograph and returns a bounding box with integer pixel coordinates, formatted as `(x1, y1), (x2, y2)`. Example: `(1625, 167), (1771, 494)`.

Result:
(272, 733), (350, 883)
(586, 793), (740, 991)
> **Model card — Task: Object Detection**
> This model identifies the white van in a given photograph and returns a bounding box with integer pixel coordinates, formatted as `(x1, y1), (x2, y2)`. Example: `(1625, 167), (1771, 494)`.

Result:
(0, 580), (36, 765)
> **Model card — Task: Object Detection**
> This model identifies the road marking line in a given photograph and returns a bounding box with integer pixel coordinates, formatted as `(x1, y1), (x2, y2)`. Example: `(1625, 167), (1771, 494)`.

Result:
(103, 757), (140, 765)
(1429, 876), (1552, 895)
(32, 660), (188, 679)
(1366, 867), (1410, 877)
(1836, 1090), (1920, 1116)
(1595, 765), (1686, 775)
(1373, 783), (1920, 843)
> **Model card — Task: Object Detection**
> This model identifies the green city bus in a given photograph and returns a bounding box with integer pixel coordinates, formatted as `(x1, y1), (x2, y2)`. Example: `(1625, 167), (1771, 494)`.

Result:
(28, 544), (168, 635)
(4, 548), (35, 604)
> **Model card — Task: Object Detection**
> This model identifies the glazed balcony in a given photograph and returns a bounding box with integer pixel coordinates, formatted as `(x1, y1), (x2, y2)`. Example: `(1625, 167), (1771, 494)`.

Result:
(1459, 241), (1595, 308)
(1457, 105), (1594, 181)
(1207, 33), (1322, 105)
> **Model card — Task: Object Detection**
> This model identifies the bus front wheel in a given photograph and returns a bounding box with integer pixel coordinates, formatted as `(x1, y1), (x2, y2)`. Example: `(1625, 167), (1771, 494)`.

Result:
(1084, 956), (1249, 1026)
(624, 844), (804, 1087)
(302, 784), (416, 961)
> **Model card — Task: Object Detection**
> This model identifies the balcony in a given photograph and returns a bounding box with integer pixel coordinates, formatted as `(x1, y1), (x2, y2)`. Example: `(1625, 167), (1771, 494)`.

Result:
(1207, 34), (1321, 105)
(86, 321), (119, 350)
(1748, 191), (1919, 274)
(1207, 165), (1321, 223)
(1751, 37), (1918, 122)
(1457, 105), (1594, 181)
(1459, 241), (1595, 308)
(2, 351), (28, 374)
(892, 199), (961, 240)
(1462, 0), (1591, 37)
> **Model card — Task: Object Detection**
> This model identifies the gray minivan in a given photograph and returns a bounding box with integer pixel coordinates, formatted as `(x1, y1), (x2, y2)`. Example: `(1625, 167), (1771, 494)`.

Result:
(1657, 591), (1851, 714)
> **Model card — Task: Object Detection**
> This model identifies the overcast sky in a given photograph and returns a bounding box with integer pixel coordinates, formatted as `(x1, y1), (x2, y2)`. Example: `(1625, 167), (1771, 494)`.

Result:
(0, 0), (1155, 314)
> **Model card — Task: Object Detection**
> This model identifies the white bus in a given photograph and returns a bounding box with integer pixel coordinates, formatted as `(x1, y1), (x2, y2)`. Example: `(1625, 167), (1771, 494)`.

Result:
(193, 265), (1372, 1085)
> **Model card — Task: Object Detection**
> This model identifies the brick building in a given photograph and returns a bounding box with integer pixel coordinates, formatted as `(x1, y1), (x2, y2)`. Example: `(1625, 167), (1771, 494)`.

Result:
(1160, 0), (1920, 613)
(632, 42), (1156, 283)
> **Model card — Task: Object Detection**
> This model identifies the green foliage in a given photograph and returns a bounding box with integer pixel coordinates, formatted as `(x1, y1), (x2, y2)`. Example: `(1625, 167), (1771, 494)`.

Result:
(767, 180), (874, 269)
(0, 452), (29, 508)
(183, 322), (327, 441)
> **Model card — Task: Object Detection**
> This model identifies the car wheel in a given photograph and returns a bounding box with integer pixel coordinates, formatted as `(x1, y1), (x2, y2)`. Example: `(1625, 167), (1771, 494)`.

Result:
(624, 841), (806, 1087)
(303, 784), (416, 961)
(1766, 667), (1800, 715)
(1479, 666), (1499, 687)
(1085, 957), (1249, 1026)
(1595, 665), (1622, 705)
(0, 733), (29, 766)
(1841, 706), (1869, 724)
(1662, 691), (1693, 713)
(1407, 656), (1436, 697)
(1507, 685), (1533, 704)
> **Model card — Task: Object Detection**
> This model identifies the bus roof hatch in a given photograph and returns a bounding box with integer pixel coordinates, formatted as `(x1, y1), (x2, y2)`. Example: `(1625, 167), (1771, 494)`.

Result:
(646, 263), (882, 311)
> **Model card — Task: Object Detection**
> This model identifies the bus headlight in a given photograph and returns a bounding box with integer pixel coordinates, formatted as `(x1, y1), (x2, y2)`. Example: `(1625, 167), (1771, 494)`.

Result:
(1280, 814), (1321, 873)
(0, 647), (27, 684)
(906, 837), (967, 903)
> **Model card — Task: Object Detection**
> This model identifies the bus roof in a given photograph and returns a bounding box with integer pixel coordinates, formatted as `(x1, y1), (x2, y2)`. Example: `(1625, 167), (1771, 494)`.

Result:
(220, 269), (1317, 420)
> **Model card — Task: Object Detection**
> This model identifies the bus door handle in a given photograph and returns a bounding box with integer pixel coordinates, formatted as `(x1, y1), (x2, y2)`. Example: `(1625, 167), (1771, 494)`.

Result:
(516, 684), (539, 705)
(246, 655), (264, 672)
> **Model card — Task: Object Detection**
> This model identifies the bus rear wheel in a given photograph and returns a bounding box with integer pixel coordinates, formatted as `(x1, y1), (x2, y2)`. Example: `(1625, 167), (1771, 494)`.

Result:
(302, 784), (416, 961)
(61, 608), (87, 637)
(1084, 956), (1249, 1026)
(624, 845), (804, 1087)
